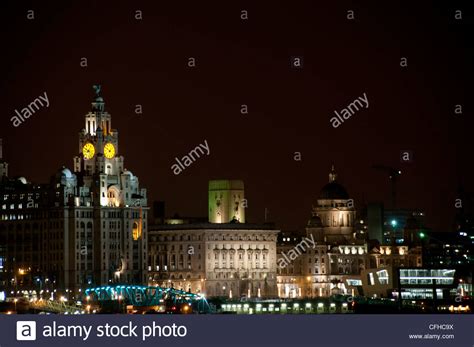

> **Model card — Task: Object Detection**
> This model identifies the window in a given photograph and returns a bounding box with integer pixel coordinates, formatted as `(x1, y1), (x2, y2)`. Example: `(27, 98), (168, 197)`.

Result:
(377, 269), (389, 285)
(368, 273), (375, 286)
(132, 222), (141, 240)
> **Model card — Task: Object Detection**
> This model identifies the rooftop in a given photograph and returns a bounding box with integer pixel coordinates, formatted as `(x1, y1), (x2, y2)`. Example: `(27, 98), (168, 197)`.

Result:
(149, 222), (278, 231)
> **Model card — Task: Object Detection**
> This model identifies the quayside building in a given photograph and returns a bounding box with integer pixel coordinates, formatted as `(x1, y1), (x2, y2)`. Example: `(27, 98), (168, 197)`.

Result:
(0, 86), (148, 293)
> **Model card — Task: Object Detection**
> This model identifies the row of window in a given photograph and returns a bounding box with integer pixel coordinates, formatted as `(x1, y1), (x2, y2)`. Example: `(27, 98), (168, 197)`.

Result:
(213, 262), (268, 270)
(2, 192), (43, 201)
(74, 210), (145, 219)
(309, 257), (326, 263)
(213, 252), (267, 261)
(307, 267), (326, 274)
(151, 235), (201, 242)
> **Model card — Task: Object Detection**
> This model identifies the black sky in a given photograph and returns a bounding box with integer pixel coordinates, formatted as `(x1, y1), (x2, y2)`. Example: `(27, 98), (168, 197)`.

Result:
(0, 1), (473, 232)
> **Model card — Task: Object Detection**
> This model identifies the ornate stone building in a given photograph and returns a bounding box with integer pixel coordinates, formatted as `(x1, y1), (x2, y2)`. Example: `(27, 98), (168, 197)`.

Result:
(148, 180), (279, 298)
(0, 86), (148, 293)
(277, 167), (422, 298)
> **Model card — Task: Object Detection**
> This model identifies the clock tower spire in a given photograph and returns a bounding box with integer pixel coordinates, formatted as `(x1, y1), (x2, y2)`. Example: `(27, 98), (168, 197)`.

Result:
(73, 85), (146, 209)
(64, 85), (148, 288)
(74, 85), (121, 176)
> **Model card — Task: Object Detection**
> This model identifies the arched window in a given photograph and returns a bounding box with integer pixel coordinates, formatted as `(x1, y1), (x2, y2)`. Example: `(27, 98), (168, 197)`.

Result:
(107, 186), (121, 207)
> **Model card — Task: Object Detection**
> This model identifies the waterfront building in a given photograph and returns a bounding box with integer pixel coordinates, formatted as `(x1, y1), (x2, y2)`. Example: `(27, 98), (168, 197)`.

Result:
(0, 86), (148, 294)
(148, 180), (279, 298)
(276, 167), (423, 298)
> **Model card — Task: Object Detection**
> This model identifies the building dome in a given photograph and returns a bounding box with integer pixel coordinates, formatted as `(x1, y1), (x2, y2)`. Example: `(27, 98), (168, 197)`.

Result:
(318, 165), (349, 199)
(319, 182), (349, 199)
(61, 168), (73, 178)
(17, 177), (27, 184)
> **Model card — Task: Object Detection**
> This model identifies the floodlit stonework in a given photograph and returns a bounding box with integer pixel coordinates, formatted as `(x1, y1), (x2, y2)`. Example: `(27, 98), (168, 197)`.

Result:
(276, 167), (422, 298)
(0, 86), (148, 292)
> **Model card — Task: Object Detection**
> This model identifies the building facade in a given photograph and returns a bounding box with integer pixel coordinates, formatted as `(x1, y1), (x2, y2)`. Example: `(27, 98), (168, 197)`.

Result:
(0, 86), (148, 294)
(149, 180), (279, 298)
(276, 167), (423, 298)
(148, 223), (279, 298)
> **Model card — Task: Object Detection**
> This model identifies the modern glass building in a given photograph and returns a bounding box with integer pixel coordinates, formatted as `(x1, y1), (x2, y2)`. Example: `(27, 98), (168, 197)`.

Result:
(397, 268), (456, 300)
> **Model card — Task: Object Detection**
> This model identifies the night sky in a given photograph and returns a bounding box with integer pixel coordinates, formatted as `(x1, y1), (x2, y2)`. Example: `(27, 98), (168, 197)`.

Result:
(0, 1), (472, 232)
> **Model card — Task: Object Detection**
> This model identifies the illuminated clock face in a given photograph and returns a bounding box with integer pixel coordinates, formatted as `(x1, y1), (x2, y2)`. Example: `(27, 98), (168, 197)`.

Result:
(104, 143), (116, 159)
(82, 143), (95, 160)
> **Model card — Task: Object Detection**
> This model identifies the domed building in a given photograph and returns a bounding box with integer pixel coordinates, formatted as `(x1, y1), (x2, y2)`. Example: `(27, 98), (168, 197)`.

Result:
(55, 167), (77, 189)
(307, 166), (356, 244)
(277, 165), (423, 300)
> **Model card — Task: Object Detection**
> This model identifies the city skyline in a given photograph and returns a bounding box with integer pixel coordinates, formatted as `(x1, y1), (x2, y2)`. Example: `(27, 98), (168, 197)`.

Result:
(0, 117), (469, 234)
(1, 2), (473, 234)
(0, 3), (472, 321)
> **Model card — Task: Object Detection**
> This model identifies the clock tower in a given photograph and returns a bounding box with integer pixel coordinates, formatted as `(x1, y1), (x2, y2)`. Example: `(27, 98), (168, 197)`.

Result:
(73, 85), (145, 208)
(0, 86), (149, 294)
(67, 85), (148, 288)
(74, 85), (122, 177)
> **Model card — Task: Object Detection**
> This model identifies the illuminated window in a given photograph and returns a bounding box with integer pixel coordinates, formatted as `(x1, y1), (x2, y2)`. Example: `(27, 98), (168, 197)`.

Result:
(346, 279), (362, 286)
(377, 269), (389, 285)
(368, 273), (375, 286)
(132, 222), (141, 240)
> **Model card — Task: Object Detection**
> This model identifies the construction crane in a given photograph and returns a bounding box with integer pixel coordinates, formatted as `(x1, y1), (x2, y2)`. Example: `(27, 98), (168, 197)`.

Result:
(372, 165), (402, 208)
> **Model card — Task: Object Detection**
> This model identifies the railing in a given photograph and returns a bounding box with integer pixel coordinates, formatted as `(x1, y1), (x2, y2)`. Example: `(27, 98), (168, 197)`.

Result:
(31, 300), (80, 314)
